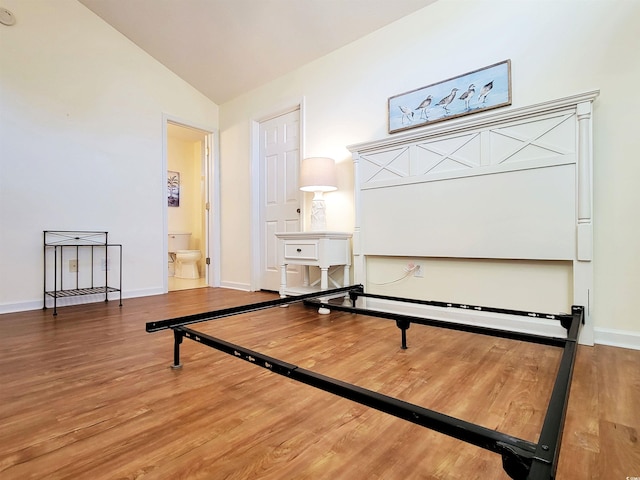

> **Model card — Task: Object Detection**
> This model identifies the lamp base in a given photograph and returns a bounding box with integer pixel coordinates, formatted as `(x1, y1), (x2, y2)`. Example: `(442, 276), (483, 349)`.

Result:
(310, 194), (327, 231)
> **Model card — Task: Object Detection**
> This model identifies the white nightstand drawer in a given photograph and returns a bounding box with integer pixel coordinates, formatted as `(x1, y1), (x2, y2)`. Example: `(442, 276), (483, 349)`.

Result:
(284, 242), (318, 260)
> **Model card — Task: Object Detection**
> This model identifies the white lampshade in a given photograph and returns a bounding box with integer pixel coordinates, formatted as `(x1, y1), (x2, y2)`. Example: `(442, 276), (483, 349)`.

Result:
(299, 157), (337, 192)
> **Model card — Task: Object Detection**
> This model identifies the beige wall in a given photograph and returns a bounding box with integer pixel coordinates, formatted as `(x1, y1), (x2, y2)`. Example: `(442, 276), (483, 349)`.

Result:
(167, 136), (203, 250)
(167, 135), (205, 282)
(219, 0), (640, 340)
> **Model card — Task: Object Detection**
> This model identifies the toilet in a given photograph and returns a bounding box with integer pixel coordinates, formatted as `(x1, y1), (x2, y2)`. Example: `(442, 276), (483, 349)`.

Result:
(168, 233), (201, 279)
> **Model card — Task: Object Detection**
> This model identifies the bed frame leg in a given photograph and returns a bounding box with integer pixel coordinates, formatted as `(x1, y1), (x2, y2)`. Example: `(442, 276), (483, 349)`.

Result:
(348, 288), (360, 307)
(498, 443), (533, 480)
(171, 329), (184, 369)
(396, 319), (410, 349)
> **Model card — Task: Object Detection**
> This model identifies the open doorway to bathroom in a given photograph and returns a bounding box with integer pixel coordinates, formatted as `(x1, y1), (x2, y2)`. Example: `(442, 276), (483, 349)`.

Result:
(165, 121), (214, 292)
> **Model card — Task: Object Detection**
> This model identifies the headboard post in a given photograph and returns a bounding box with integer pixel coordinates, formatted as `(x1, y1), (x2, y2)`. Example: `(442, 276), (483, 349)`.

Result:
(352, 152), (365, 285)
(574, 99), (596, 344)
(577, 100), (593, 226)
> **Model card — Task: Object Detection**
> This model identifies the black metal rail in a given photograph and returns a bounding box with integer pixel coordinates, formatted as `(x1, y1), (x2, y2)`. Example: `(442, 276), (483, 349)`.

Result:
(344, 290), (566, 320)
(146, 285), (583, 480)
(146, 285), (356, 332)
(304, 295), (570, 349)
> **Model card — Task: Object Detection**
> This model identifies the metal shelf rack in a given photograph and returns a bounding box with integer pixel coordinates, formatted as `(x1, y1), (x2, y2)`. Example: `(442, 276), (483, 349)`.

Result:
(43, 230), (122, 315)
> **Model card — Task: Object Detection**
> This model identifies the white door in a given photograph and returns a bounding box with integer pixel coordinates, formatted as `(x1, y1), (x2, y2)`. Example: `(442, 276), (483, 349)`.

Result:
(259, 109), (301, 291)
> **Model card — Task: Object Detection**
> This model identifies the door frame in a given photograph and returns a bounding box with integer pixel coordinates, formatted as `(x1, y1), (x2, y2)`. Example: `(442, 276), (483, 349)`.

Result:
(249, 98), (306, 291)
(162, 113), (220, 292)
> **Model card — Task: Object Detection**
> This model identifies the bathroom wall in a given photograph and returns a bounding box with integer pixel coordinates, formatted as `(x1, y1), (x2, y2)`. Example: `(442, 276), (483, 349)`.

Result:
(167, 132), (204, 274)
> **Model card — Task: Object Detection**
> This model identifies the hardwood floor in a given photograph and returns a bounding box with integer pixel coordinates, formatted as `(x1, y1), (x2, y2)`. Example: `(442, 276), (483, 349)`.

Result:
(1, 288), (638, 479)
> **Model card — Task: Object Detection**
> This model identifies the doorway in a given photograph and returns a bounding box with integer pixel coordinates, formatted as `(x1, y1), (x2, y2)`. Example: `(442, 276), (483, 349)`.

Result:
(164, 120), (217, 292)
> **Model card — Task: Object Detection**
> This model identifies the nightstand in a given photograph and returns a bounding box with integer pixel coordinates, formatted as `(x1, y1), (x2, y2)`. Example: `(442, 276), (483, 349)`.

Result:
(275, 231), (352, 312)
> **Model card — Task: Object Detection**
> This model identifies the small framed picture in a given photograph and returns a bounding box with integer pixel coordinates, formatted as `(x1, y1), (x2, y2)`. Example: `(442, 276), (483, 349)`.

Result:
(168, 171), (180, 207)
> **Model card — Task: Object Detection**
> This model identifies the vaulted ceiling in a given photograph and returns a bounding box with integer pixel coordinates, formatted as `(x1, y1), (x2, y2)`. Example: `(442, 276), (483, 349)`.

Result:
(79, 0), (436, 104)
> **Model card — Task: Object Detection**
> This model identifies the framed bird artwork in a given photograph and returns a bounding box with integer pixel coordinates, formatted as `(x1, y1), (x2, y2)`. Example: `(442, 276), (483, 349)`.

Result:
(388, 59), (511, 134)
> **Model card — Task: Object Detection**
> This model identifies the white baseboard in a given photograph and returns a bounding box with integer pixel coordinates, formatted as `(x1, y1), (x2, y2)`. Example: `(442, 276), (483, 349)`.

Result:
(4, 291), (639, 351)
(0, 299), (45, 314)
(124, 287), (166, 298)
(0, 287), (164, 315)
(1, 295), (117, 314)
(219, 281), (251, 291)
(594, 327), (640, 351)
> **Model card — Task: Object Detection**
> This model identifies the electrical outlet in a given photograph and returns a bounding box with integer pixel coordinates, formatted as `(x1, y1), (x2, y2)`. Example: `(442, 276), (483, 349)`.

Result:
(414, 264), (423, 278)
(101, 258), (110, 271)
(69, 259), (78, 273)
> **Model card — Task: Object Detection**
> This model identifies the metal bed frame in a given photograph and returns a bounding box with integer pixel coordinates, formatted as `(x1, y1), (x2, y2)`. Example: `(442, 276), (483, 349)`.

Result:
(146, 285), (583, 480)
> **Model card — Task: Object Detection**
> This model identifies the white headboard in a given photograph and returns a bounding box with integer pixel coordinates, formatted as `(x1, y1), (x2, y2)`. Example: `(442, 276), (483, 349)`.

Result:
(348, 91), (599, 344)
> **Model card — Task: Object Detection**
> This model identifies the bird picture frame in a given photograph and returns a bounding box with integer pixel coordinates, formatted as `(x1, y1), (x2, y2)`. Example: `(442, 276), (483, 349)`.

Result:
(388, 59), (511, 134)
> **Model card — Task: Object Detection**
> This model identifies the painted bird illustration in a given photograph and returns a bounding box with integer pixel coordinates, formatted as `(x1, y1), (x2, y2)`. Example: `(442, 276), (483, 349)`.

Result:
(478, 81), (493, 104)
(459, 84), (475, 110)
(415, 95), (432, 120)
(399, 105), (414, 124)
(436, 88), (459, 114)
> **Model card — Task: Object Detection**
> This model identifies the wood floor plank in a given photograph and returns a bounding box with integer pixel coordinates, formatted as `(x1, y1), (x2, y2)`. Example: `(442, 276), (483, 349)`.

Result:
(1, 288), (638, 479)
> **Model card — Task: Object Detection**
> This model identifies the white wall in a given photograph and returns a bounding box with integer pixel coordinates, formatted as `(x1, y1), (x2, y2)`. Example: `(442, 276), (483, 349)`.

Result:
(2, 0), (638, 344)
(219, 0), (640, 340)
(0, 0), (218, 312)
